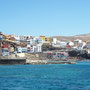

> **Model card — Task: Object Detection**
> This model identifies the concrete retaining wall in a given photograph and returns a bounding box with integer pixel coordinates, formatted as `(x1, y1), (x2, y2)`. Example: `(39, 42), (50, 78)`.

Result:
(0, 59), (26, 65)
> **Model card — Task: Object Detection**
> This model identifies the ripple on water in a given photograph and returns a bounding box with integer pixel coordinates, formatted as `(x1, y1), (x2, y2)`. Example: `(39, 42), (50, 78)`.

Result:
(0, 61), (90, 90)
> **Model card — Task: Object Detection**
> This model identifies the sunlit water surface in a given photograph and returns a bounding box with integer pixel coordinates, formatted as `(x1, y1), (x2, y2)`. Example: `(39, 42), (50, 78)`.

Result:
(0, 61), (90, 90)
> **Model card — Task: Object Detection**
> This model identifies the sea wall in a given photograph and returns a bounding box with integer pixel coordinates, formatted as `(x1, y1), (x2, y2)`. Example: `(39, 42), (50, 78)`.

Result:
(0, 59), (26, 65)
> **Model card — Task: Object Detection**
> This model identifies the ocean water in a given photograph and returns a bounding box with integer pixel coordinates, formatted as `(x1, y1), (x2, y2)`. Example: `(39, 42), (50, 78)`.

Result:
(0, 61), (90, 90)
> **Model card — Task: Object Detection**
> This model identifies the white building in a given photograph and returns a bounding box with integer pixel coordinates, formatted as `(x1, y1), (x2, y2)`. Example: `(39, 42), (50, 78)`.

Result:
(60, 41), (67, 48)
(52, 38), (61, 48)
(14, 35), (20, 43)
(17, 47), (27, 53)
(67, 41), (74, 47)
(86, 42), (90, 49)
(27, 37), (43, 53)
(52, 38), (67, 48)
(77, 42), (86, 50)
(30, 44), (42, 53)
(73, 39), (83, 49)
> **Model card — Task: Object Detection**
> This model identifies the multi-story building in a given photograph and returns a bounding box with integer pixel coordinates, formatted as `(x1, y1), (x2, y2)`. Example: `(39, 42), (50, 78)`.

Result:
(52, 38), (67, 48)
(0, 32), (4, 55)
(74, 39), (82, 48)
(27, 37), (43, 53)
(77, 42), (86, 50)
(86, 42), (90, 49)
(0, 32), (4, 40)
(14, 35), (20, 43)
(52, 38), (61, 48)
(40, 36), (50, 45)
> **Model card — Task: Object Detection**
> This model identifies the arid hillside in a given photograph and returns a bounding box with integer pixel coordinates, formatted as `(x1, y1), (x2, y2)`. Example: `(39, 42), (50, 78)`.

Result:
(52, 34), (90, 42)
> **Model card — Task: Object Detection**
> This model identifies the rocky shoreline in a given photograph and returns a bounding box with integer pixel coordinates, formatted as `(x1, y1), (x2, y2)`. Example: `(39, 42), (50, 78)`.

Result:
(26, 59), (77, 65)
(0, 54), (77, 65)
(1, 52), (90, 65)
(0, 59), (77, 65)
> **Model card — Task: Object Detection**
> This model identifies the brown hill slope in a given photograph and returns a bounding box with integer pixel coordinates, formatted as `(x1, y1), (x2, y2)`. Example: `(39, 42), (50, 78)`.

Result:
(52, 34), (90, 42)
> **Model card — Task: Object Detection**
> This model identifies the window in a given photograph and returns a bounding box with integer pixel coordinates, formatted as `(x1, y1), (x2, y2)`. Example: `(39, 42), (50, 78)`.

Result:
(45, 38), (47, 41)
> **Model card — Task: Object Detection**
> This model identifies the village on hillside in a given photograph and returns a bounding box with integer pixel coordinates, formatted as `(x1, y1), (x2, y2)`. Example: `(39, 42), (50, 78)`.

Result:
(0, 32), (90, 63)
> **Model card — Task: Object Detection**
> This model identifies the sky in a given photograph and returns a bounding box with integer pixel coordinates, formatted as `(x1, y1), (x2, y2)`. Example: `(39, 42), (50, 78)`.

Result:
(0, 0), (90, 36)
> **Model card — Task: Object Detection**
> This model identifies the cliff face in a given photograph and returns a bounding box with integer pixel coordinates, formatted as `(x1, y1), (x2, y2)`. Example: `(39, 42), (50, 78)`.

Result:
(52, 34), (90, 41)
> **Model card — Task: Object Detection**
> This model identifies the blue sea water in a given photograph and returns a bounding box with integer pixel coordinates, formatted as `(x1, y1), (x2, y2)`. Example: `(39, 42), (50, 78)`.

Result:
(0, 61), (90, 90)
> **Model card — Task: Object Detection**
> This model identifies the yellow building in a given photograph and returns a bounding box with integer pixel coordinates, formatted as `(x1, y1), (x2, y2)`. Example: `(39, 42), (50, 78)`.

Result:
(40, 36), (51, 44)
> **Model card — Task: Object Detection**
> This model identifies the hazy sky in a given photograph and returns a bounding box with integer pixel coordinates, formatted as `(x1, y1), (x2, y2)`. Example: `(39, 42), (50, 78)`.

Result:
(0, 0), (90, 36)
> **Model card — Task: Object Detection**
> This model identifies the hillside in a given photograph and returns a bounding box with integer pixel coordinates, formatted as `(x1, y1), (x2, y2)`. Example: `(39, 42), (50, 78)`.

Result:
(52, 34), (90, 42)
